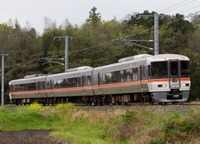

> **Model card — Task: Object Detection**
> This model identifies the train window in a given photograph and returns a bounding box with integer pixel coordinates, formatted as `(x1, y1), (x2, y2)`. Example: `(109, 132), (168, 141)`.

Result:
(83, 76), (92, 86)
(132, 68), (138, 81)
(87, 76), (92, 86)
(151, 62), (168, 78)
(170, 62), (178, 76)
(57, 79), (63, 88)
(125, 69), (133, 82)
(67, 77), (81, 87)
(181, 61), (190, 77)
(141, 66), (149, 80)
(62, 79), (67, 87)
(112, 71), (121, 83)
(103, 73), (112, 84)
(38, 82), (45, 90)
(46, 81), (50, 89)
(50, 80), (53, 89)
(30, 83), (37, 90)
(120, 70), (125, 82)
(53, 80), (58, 88)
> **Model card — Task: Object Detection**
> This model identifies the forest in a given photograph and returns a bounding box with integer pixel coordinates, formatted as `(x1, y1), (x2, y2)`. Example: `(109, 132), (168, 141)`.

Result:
(0, 7), (200, 103)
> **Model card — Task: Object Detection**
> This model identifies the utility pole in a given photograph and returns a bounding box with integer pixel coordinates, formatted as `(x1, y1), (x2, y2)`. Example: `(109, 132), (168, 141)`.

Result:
(1, 54), (8, 106)
(53, 36), (72, 72)
(138, 12), (159, 55)
(154, 12), (159, 55)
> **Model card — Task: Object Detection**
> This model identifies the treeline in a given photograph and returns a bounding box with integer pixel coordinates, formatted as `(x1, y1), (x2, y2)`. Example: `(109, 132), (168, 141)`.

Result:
(1, 8), (200, 102)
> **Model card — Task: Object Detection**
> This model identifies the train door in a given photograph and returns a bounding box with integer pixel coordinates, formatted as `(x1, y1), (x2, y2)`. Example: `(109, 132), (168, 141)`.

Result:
(82, 75), (86, 96)
(98, 73), (103, 95)
(169, 60), (180, 89)
(140, 65), (148, 91)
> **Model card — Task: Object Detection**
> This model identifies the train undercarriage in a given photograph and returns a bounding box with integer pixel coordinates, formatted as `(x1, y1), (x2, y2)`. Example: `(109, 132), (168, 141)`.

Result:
(11, 92), (158, 106)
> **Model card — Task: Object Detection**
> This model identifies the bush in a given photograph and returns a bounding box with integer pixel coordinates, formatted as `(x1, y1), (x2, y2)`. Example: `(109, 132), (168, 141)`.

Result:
(28, 103), (42, 111)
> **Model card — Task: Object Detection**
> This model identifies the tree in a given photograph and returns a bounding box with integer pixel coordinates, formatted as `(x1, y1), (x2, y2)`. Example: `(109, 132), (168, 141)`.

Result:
(87, 7), (101, 26)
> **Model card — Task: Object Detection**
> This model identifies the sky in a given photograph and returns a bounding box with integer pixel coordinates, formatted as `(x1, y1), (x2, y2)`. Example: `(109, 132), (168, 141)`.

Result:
(0, 0), (199, 34)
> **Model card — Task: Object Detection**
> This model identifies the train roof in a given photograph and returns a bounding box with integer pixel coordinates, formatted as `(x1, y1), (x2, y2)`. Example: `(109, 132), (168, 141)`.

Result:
(148, 54), (189, 61)
(46, 66), (93, 79)
(93, 54), (189, 73)
(9, 75), (47, 85)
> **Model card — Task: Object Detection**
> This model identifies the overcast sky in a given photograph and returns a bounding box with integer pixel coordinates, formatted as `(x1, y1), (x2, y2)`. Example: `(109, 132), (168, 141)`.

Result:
(0, 0), (199, 34)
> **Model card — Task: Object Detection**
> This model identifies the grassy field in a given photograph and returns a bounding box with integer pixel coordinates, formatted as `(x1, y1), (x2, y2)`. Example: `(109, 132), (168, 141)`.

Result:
(0, 103), (200, 144)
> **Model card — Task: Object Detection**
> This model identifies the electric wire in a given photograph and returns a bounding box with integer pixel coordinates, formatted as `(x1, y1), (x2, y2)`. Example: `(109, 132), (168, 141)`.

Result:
(159, 0), (199, 13)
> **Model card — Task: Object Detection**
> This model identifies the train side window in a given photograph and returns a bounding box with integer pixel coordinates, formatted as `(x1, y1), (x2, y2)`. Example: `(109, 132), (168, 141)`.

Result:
(132, 68), (138, 81)
(53, 80), (58, 88)
(103, 73), (112, 84)
(87, 76), (92, 86)
(62, 79), (67, 87)
(77, 77), (81, 87)
(112, 71), (121, 83)
(141, 66), (148, 80)
(46, 81), (50, 89)
(67, 77), (81, 87)
(38, 82), (45, 90)
(57, 79), (63, 88)
(125, 69), (133, 82)
(82, 76), (87, 86)
(120, 70), (125, 82)
(50, 80), (53, 89)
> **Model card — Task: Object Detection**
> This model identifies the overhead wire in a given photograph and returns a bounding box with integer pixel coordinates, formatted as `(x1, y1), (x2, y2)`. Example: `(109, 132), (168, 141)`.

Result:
(159, 0), (199, 13)
(158, 0), (190, 13)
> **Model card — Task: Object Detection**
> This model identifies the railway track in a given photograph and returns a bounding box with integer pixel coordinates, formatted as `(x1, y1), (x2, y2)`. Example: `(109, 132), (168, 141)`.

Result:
(1, 102), (199, 112)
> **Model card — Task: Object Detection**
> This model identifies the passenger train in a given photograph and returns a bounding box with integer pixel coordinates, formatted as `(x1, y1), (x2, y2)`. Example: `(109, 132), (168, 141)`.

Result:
(9, 54), (191, 105)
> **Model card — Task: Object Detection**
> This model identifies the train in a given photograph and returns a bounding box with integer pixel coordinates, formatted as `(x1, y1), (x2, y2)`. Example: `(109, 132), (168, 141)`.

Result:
(9, 54), (191, 105)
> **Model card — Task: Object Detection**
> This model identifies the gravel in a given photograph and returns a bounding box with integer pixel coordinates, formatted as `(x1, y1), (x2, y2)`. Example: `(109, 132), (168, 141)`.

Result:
(0, 130), (68, 144)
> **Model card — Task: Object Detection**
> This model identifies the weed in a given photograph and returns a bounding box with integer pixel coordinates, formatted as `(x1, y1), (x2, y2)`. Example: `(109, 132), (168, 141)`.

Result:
(28, 103), (42, 111)
(56, 103), (75, 109)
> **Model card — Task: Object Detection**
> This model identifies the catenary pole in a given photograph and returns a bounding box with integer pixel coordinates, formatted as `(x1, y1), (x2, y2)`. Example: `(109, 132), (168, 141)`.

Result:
(154, 12), (159, 55)
(138, 12), (160, 55)
(65, 36), (69, 72)
(53, 36), (72, 72)
(1, 54), (8, 106)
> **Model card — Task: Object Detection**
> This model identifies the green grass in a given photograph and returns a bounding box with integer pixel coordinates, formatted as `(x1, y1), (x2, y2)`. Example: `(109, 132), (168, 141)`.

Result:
(0, 104), (200, 144)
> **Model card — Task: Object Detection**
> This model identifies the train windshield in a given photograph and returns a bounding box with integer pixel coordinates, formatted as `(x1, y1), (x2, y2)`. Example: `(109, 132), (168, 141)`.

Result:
(151, 61), (168, 78)
(181, 61), (190, 77)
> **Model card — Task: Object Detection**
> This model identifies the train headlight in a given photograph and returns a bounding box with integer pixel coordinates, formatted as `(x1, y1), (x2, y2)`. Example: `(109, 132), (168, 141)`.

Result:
(158, 84), (167, 88)
(183, 83), (190, 87)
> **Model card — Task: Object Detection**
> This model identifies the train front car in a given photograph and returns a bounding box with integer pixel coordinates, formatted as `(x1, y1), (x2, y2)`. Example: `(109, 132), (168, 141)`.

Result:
(149, 54), (190, 103)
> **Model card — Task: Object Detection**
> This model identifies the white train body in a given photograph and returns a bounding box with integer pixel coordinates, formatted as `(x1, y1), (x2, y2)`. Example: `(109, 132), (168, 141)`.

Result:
(9, 54), (190, 104)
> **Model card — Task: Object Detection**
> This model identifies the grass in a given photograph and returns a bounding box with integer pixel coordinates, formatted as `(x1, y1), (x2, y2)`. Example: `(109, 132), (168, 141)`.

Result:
(0, 104), (200, 143)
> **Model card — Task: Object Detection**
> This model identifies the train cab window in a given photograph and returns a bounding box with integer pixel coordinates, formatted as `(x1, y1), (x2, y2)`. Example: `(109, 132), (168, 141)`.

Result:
(181, 61), (190, 77)
(170, 62), (178, 76)
(151, 62), (168, 78)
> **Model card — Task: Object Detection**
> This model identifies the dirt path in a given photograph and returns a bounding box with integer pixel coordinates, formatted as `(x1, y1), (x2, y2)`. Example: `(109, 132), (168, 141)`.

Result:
(0, 130), (68, 144)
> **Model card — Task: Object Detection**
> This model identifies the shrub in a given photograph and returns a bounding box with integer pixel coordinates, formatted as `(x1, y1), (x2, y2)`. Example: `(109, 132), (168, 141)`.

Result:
(56, 103), (75, 110)
(28, 103), (42, 111)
